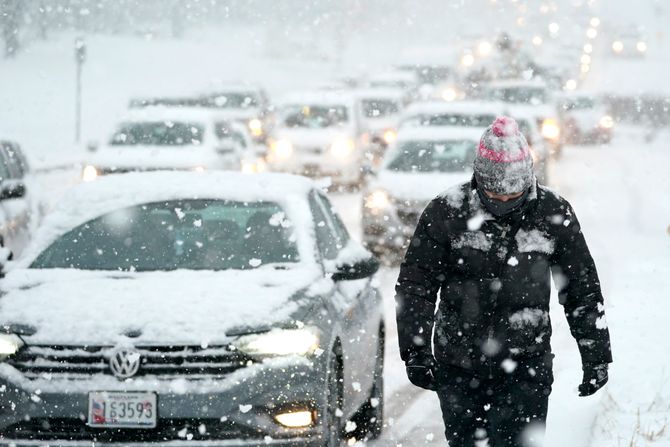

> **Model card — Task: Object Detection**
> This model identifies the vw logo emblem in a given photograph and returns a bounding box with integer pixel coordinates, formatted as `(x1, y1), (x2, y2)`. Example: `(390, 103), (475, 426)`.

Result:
(109, 348), (141, 379)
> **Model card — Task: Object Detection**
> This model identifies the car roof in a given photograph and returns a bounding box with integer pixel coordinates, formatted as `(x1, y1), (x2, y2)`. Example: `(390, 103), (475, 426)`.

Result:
(352, 88), (406, 101)
(369, 70), (418, 82)
(278, 91), (356, 107)
(202, 81), (264, 93)
(396, 126), (483, 142)
(485, 79), (549, 89)
(119, 107), (235, 123)
(403, 100), (507, 116)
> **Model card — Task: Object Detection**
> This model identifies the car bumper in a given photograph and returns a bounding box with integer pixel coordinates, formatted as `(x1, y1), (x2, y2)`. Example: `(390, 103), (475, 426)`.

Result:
(267, 152), (361, 184)
(0, 359), (326, 445)
(362, 205), (420, 254)
(0, 438), (320, 447)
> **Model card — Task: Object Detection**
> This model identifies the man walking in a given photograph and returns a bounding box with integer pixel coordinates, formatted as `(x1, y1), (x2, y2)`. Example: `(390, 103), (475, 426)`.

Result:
(395, 117), (612, 446)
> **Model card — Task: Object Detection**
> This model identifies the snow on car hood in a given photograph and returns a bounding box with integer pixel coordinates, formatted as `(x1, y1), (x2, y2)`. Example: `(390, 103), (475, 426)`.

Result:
(89, 145), (222, 170)
(0, 266), (321, 345)
(276, 128), (353, 148)
(371, 170), (472, 202)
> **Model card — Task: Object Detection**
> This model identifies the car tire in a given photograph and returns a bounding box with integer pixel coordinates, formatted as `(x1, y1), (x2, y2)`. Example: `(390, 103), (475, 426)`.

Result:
(350, 327), (385, 441)
(323, 349), (344, 447)
(366, 328), (385, 439)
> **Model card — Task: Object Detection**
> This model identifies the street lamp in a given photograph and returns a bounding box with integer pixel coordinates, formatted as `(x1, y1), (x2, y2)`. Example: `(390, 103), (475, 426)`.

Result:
(74, 37), (86, 143)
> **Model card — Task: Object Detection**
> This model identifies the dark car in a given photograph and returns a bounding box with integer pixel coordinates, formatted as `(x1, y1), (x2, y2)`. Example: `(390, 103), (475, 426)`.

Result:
(0, 140), (39, 257)
(0, 171), (384, 446)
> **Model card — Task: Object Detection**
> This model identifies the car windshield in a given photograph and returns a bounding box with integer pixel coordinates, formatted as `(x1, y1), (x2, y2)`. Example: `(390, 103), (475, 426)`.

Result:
(403, 113), (496, 127)
(109, 122), (205, 146)
(361, 99), (400, 118)
(205, 92), (259, 109)
(386, 140), (476, 173)
(281, 105), (349, 129)
(563, 97), (595, 110)
(488, 87), (548, 105)
(31, 200), (300, 271)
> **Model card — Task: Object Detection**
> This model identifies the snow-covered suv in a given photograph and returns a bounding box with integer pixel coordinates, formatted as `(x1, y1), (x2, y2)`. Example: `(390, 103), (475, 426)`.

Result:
(83, 107), (260, 181)
(267, 91), (365, 185)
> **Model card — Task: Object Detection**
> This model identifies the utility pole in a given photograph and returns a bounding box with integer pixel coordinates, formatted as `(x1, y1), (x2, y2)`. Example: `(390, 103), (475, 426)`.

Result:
(74, 36), (86, 143)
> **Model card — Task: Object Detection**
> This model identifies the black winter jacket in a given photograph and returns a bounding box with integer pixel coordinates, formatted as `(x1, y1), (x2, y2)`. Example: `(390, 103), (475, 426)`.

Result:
(395, 178), (612, 374)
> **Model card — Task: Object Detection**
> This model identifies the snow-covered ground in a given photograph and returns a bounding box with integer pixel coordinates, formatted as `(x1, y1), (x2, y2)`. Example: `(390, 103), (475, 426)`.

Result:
(2, 22), (669, 447)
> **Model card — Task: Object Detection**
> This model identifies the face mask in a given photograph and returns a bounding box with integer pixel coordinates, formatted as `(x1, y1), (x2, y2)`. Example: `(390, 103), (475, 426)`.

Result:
(477, 187), (529, 217)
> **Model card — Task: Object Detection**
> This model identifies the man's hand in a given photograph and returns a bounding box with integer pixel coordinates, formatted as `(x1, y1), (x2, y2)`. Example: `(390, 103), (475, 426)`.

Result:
(405, 351), (437, 391)
(578, 363), (609, 396)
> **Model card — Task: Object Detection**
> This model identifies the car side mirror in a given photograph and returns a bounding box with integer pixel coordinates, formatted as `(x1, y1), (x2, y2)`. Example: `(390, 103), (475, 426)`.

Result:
(326, 243), (380, 281)
(331, 255), (380, 281)
(216, 140), (238, 155)
(0, 181), (25, 201)
(361, 164), (377, 178)
(87, 140), (99, 152)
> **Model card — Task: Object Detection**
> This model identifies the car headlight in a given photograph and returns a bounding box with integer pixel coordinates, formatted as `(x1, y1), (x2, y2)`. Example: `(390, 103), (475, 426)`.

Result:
(0, 334), (23, 361)
(460, 54), (475, 67)
(636, 41), (647, 53)
(612, 41), (624, 53)
(82, 165), (99, 182)
(235, 328), (320, 356)
(382, 129), (397, 145)
(364, 190), (391, 211)
(541, 118), (560, 141)
(270, 139), (293, 161)
(248, 118), (263, 137)
(241, 158), (267, 174)
(441, 87), (458, 102)
(599, 115), (614, 129)
(330, 138), (355, 159)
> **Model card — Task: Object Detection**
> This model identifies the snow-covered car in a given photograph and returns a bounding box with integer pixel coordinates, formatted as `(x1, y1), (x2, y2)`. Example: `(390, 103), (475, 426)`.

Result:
(558, 94), (614, 144)
(0, 171), (384, 446)
(83, 108), (257, 181)
(0, 140), (41, 258)
(367, 70), (419, 94)
(610, 26), (648, 58)
(362, 127), (479, 259)
(130, 84), (274, 142)
(199, 83), (274, 142)
(482, 80), (563, 155)
(353, 88), (406, 165)
(399, 100), (507, 129)
(509, 112), (551, 184)
(267, 91), (365, 185)
(398, 101), (549, 183)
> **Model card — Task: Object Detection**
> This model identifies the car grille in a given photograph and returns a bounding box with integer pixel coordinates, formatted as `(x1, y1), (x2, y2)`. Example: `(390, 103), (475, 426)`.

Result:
(8, 345), (251, 381)
(1, 418), (263, 442)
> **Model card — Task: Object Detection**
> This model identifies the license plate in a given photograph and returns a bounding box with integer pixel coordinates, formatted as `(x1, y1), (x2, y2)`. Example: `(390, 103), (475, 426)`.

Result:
(88, 391), (157, 428)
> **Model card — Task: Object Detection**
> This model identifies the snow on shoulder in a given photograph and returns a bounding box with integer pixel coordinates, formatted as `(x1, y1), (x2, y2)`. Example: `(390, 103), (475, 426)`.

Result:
(17, 171), (318, 267)
(439, 183), (467, 208)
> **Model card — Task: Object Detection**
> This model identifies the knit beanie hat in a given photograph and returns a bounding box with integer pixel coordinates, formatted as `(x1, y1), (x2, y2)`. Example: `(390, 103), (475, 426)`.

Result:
(473, 116), (534, 195)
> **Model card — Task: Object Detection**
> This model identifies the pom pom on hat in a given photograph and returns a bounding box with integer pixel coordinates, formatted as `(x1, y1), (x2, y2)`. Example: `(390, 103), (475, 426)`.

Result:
(491, 116), (519, 137)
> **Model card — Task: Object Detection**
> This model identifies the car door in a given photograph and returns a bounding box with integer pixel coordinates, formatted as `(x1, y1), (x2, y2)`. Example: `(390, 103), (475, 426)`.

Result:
(313, 191), (381, 408)
(0, 143), (31, 255)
